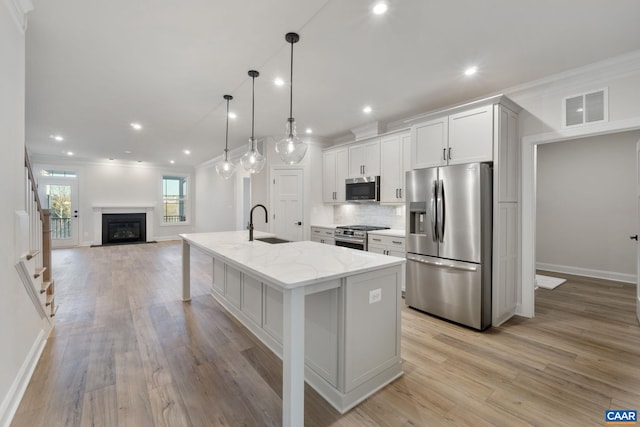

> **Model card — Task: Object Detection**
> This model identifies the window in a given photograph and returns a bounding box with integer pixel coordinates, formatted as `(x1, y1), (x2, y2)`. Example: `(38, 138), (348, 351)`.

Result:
(162, 175), (188, 223)
(40, 169), (77, 177)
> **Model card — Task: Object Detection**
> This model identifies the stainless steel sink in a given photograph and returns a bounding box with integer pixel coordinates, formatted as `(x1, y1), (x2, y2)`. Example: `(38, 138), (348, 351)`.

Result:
(255, 237), (290, 244)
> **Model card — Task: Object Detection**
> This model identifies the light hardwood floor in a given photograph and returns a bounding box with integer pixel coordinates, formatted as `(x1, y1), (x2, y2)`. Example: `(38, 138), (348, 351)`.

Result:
(11, 242), (640, 426)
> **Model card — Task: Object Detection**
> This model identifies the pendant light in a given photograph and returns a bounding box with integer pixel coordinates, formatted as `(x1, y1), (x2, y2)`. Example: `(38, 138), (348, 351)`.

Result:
(275, 32), (307, 164)
(215, 95), (237, 179)
(240, 70), (266, 173)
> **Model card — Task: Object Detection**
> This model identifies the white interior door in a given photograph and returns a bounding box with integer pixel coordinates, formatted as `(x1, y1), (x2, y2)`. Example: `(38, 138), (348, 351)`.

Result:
(272, 168), (304, 242)
(39, 179), (79, 247)
(636, 141), (640, 324)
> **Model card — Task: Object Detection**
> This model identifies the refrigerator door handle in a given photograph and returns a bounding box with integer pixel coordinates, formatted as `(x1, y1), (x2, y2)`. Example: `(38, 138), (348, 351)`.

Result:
(430, 180), (438, 241)
(407, 254), (478, 272)
(437, 179), (445, 243)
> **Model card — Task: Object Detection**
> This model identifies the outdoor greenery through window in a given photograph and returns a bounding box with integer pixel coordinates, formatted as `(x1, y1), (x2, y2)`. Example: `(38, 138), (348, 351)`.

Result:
(162, 175), (188, 223)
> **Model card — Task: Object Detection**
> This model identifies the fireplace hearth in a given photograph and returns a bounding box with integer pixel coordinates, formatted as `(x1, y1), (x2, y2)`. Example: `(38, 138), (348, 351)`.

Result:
(102, 213), (147, 245)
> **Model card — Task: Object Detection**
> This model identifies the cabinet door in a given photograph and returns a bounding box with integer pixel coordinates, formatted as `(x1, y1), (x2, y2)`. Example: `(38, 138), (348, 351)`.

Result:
(380, 135), (402, 203)
(448, 105), (493, 165)
(335, 148), (349, 202)
(411, 117), (448, 169)
(322, 150), (337, 203)
(363, 139), (380, 176)
(368, 244), (386, 255)
(348, 144), (364, 177)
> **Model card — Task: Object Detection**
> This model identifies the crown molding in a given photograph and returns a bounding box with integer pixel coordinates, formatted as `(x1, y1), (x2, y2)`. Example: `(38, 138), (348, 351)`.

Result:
(4, 0), (34, 33)
(504, 49), (640, 101)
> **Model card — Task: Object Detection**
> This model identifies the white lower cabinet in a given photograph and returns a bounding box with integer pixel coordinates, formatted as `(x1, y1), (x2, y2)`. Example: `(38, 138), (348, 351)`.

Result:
(310, 226), (336, 245)
(368, 234), (405, 257)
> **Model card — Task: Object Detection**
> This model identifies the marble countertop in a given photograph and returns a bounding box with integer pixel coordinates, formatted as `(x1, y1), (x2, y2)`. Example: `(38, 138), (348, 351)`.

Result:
(368, 229), (406, 238)
(310, 223), (343, 229)
(180, 231), (405, 289)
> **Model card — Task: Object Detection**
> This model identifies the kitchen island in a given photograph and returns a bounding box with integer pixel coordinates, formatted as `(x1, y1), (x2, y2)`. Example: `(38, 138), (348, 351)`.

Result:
(180, 231), (405, 427)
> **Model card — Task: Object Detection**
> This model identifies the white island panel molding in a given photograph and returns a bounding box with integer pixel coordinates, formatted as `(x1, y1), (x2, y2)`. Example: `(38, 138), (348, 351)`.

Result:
(180, 230), (405, 426)
(92, 204), (155, 245)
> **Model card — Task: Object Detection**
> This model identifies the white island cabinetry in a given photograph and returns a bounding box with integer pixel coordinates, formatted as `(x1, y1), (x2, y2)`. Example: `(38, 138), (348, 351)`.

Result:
(180, 231), (404, 425)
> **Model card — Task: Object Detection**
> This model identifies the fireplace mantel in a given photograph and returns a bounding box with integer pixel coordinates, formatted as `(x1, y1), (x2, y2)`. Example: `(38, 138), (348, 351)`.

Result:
(93, 205), (155, 245)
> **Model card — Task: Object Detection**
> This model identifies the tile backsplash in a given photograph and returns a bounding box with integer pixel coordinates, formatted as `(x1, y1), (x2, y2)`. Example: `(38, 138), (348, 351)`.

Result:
(333, 204), (405, 229)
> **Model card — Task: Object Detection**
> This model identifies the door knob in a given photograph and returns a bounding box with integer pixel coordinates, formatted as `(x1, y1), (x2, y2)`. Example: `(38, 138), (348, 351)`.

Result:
(631, 235), (638, 241)
(294, 221), (302, 226)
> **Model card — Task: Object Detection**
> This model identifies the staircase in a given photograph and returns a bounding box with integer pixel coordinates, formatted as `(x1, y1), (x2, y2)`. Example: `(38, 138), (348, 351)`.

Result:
(17, 148), (56, 320)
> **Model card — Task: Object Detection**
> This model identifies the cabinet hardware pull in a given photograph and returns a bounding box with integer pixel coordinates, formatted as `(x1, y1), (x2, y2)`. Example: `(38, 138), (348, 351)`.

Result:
(373, 238), (381, 242)
(443, 148), (446, 161)
(392, 240), (402, 244)
(399, 188), (402, 198)
(448, 147), (452, 160)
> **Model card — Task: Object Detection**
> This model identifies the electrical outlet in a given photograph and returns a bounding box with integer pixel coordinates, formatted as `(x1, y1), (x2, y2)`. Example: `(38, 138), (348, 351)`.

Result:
(369, 288), (382, 304)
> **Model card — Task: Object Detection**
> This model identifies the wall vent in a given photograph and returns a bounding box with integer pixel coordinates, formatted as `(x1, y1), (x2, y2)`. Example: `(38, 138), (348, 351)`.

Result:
(563, 88), (608, 127)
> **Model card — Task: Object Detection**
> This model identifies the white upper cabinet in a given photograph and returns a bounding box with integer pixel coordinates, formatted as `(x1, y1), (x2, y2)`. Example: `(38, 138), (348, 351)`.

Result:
(348, 139), (380, 177)
(411, 116), (448, 169)
(323, 147), (348, 203)
(380, 132), (410, 203)
(411, 105), (494, 169)
(448, 105), (494, 165)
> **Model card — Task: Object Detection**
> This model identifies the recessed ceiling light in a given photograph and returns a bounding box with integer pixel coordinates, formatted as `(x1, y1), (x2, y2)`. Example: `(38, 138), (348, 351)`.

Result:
(363, 105), (372, 114)
(170, 160), (175, 164)
(228, 112), (237, 119)
(184, 149), (191, 155)
(305, 128), (313, 134)
(130, 122), (143, 130)
(67, 151), (74, 156)
(49, 134), (64, 142)
(124, 150), (132, 154)
(274, 77), (285, 86)
(372, 2), (388, 15)
(108, 158), (115, 161)
(576, 108), (584, 113)
(464, 66), (478, 76)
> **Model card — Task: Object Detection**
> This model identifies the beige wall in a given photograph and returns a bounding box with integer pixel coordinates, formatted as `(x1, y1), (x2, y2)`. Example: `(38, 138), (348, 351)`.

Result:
(536, 130), (640, 282)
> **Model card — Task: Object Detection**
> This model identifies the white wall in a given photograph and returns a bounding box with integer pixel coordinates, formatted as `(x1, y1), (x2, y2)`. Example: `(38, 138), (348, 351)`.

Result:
(30, 158), (195, 245)
(0, 3), (50, 426)
(193, 160), (238, 232)
(536, 131), (640, 282)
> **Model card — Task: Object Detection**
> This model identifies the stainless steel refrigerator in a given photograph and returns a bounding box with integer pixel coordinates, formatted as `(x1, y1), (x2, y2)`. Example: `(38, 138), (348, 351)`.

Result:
(405, 162), (492, 330)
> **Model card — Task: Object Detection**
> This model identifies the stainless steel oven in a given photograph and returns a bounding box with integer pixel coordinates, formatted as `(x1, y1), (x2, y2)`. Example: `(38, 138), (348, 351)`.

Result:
(334, 225), (390, 251)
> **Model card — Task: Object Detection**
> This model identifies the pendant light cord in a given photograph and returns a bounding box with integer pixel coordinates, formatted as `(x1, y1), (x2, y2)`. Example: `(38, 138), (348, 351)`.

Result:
(289, 40), (294, 120)
(251, 74), (256, 140)
(224, 97), (230, 160)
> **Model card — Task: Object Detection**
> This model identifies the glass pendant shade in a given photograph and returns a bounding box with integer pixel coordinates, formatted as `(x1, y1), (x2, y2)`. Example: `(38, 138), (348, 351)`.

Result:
(275, 118), (307, 164)
(276, 32), (307, 165)
(241, 70), (266, 174)
(215, 94), (236, 179)
(215, 149), (236, 179)
(240, 137), (265, 173)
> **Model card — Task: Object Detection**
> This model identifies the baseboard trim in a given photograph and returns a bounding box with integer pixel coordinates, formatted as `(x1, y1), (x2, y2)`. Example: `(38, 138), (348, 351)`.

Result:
(0, 328), (48, 427)
(536, 262), (636, 284)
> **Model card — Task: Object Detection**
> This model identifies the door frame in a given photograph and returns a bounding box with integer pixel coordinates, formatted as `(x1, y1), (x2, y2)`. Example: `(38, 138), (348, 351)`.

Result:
(521, 116), (640, 318)
(270, 166), (305, 241)
(38, 174), (80, 247)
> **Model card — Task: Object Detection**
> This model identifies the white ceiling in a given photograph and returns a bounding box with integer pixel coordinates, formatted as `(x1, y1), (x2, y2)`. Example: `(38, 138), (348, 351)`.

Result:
(25, 0), (640, 167)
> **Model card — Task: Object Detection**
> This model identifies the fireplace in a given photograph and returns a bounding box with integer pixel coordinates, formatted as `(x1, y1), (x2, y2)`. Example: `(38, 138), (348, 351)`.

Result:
(102, 213), (147, 245)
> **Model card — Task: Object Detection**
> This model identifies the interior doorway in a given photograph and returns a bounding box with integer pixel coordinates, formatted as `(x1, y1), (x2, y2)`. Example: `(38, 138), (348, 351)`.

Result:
(535, 131), (639, 283)
(522, 121), (640, 318)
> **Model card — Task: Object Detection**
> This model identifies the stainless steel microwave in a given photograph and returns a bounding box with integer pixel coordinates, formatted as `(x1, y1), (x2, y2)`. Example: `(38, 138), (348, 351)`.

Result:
(345, 176), (380, 202)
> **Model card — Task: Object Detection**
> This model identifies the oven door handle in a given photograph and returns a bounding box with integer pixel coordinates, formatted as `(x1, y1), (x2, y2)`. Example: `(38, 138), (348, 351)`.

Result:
(406, 254), (477, 272)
